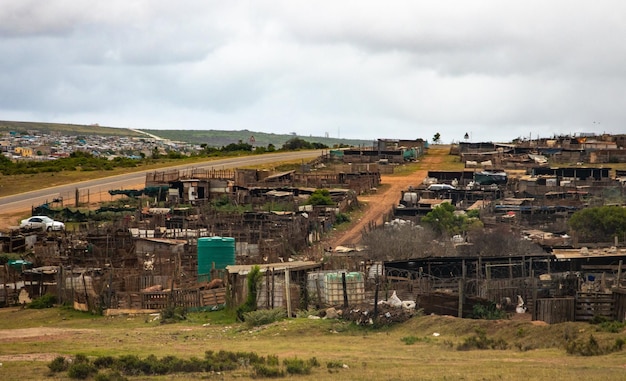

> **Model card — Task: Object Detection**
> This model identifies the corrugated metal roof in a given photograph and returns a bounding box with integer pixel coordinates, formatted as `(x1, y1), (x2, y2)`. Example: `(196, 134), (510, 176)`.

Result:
(552, 248), (626, 259)
(226, 261), (320, 275)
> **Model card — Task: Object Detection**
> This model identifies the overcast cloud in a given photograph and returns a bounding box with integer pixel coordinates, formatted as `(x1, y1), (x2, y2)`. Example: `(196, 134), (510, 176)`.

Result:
(1, 1), (625, 142)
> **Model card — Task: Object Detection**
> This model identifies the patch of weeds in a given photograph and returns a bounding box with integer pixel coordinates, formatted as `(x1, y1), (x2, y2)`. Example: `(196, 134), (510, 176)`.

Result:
(160, 305), (188, 324)
(565, 334), (603, 356)
(516, 327), (527, 338)
(48, 356), (70, 373)
(27, 293), (57, 309)
(335, 212), (351, 224)
(514, 342), (537, 352)
(565, 334), (626, 356)
(243, 308), (287, 327)
(67, 362), (97, 379)
(457, 328), (509, 351)
(441, 340), (454, 349)
(327, 360), (344, 369)
(295, 308), (321, 318)
(266, 354), (280, 366)
(472, 302), (507, 320)
(46, 351), (330, 379)
(252, 364), (285, 378)
(401, 335), (432, 345)
(283, 357), (312, 375)
(590, 316), (626, 333)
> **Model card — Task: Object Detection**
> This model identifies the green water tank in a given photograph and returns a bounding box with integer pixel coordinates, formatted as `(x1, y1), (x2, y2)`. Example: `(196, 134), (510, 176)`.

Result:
(197, 236), (236, 281)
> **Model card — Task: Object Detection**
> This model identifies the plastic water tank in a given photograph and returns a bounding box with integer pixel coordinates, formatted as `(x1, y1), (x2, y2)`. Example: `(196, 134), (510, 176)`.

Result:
(197, 237), (236, 280)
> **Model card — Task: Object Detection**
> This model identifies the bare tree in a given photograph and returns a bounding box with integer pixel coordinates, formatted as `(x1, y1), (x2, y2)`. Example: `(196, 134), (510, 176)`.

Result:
(467, 226), (542, 257)
(362, 224), (456, 261)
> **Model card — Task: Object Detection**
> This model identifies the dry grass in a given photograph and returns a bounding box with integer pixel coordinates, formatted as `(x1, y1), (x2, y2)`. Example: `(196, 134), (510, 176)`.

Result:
(1, 307), (626, 380)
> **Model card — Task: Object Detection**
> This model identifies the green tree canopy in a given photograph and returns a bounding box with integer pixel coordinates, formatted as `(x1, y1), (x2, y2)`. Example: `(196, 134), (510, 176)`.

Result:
(421, 202), (482, 236)
(433, 132), (441, 144)
(307, 189), (334, 206)
(568, 205), (626, 243)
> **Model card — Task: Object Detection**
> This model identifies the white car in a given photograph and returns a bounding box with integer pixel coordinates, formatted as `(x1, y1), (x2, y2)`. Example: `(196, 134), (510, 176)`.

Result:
(20, 216), (65, 231)
(427, 183), (455, 191)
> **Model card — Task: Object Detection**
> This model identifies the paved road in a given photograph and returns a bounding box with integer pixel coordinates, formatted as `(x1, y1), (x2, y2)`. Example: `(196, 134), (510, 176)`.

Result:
(0, 150), (324, 214)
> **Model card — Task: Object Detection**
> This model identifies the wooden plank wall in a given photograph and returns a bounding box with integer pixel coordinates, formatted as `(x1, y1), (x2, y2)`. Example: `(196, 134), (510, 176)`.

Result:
(613, 289), (626, 322)
(114, 287), (226, 310)
(536, 298), (575, 324)
(575, 292), (613, 321)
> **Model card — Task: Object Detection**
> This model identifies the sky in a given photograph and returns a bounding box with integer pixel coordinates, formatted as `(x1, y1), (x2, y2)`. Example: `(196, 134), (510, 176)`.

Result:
(1, 1), (625, 143)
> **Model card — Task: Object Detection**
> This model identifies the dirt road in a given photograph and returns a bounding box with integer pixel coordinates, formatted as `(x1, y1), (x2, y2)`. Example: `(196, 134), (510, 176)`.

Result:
(326, 146), (447, 248)
(0, 147), (449, 248)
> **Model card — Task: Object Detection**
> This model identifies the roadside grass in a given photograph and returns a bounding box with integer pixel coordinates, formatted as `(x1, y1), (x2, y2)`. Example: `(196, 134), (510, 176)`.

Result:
(2, 307), (626, 380)
(0, 156), (221, 198)
(389, 146), (463, 177)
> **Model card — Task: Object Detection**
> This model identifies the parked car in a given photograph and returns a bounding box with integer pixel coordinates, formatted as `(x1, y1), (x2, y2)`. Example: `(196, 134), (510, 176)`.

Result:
(427, 183), (455, 191)
(19, 216), (65, 231)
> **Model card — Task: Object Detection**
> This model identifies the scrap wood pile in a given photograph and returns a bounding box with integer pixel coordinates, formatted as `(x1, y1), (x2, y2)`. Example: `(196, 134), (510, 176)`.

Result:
(340, 291), (417, 325)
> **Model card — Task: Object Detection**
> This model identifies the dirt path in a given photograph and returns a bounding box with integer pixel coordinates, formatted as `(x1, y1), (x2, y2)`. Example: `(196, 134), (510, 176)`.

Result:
(326, 146), (448, 248)
(0, 147), (450, 248)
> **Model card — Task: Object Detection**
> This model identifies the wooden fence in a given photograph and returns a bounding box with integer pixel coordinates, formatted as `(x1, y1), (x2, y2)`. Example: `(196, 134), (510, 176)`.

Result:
(114, 288), (226, 310)
(535, 292), (616, 323)
(575, 292), (614, 321)
(535, 298), (575, 324)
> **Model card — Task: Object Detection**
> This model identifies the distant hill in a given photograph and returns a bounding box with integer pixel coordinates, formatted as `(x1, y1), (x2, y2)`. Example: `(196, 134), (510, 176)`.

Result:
(0, 120), (144, 137)
(0, 120), (374, 148)
(139, 129), (373, 148)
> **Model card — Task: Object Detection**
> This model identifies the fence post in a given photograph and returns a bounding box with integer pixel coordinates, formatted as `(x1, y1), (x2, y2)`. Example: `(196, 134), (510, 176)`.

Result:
(285, 268), (291, 318)
(531, 270), (538, 321)
(458, 260), (466, 318)
(342, 272), (348, 308)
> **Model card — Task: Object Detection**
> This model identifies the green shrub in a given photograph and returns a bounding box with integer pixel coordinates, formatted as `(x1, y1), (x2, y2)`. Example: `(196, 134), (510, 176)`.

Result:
(283, 357), (311, 375)
(93, 356), (116, 369)
(591, 316), (626, 333)
(67, 362), (97, 379)
(266, 354), (280, 366)
(28, 294), (57, 309)
(401, 335), (432, 345)
(307, 189), (334, 206)
(160, 306), (188, 324)
(252, 364), (285, 378)
(327, 360), (344, 369)
(335, 212), (351, 224)
(564, 335), (626, 356)
(237, 265), (263, 321)
(243, 308), (287, 327)
(565, 335), (603, 356)
(471, 302), (507, 320)
(457, 328), (508, 351)
(48, 356), (69, 372)
(307, 357), (320, 368)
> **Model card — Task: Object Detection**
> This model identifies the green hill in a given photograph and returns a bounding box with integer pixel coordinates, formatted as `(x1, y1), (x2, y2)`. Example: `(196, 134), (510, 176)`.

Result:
(0, 120), (373, 147)
(140, 129), (373, 148)
(0, 120), (144, 137)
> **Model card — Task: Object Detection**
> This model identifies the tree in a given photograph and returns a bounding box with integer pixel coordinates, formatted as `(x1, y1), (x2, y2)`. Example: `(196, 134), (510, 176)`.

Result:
(307, 189), (334, 206)
(568, 206), (626, 243)
(421, 202), (482, 236)
(433, 132), (441, 144)
(236, 265), (262, 321)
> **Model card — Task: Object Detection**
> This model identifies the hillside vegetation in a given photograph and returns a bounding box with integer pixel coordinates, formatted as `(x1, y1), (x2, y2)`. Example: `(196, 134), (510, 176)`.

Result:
(0, 120), (144, 137)
(141, 128), (373, 147)
(0, 119), (373, 147)
(1, 307), (626, 380)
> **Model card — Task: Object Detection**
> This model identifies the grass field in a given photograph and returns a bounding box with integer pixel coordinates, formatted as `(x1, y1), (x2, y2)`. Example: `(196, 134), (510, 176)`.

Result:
(1, 307), (626, 380)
